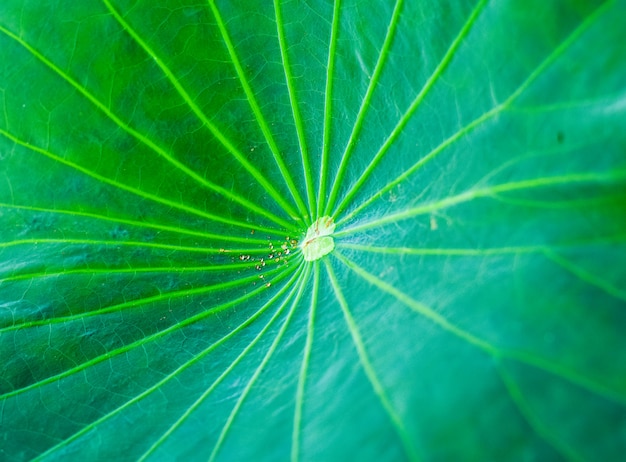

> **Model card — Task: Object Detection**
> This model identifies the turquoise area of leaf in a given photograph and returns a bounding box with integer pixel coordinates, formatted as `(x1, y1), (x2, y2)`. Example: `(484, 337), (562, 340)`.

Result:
(1, 0), (625, 461)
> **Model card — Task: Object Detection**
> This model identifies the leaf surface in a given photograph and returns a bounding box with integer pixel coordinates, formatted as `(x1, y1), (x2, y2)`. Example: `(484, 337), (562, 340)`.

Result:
(1, 0), (625, 460)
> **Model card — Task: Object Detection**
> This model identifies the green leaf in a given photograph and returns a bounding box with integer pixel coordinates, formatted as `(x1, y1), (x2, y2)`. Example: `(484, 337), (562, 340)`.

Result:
(1, 0), (625, 460)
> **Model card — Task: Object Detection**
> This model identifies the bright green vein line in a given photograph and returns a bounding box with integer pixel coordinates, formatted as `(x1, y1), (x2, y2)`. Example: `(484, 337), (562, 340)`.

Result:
(330, 0), (489, 219)
(0, 24), (292, 231)
(324, 0), (404, 216)
(20, 270), (300, 454)
(274, 0), (316, 224)
(335, 104), (500, 227)
(0, 128), (285, 233)
(496, 363), (585, 462)
(0, 238), (265, 255)
(545, 250), (626, 302)
(492, 192), (626, 210)
(338, 240), (626, 258)
(501, 0), (615, 107)
(208, 0), (309, 223)
(317, 0), (342, 219)
(333, 252), (498, 354)
(0, 262), (257, 284)
(335, 251), (626, 408)
(0, 203), (270, 244)
(138, 265), (305, 462)
(0, 265), (286, 333)
(337, 242), (550, 256)
(209, 264), (311, 462)
(292, 262), (318, 462)
(324, 258), (421, 462)
(336, 170), (626, 236)
(102, 0), (302, 224)
(501, 350), (626, 408)
(336, 0), (615, 225)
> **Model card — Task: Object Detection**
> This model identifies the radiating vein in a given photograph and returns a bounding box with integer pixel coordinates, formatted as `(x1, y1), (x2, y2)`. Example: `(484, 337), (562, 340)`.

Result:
(501, 349), (626, 408)
(324, 258), (420, 462)
(0, 127), (295, 233)
(292, 262), (319, 462)
(492, 193), (626, 210)
(101, 0), (302, 222)
(335, 104), (501, 227)
(0, 237), (265, 255)
(503, 0), (616, 105)
(274, 0), (316, 222)
(0, 24), (293, 230)
(0, 263), (292, 333)
(138, 266), (305, 462)
(496, 362), (585, 462)
(324, 0), (403, 215)
(335, 0), (616, 224)
(335, 251), (626, 408)
(0, 203), (270, 244)
(338, 241), (626, 272)
(316, 0), (342, 218)
(209, 264), (312, 462)
(338, 241), (626, 314)
(337, 242), (549, 256)
(0, 262), (259, 284)
(330, 0), (489, 218)
(335, 170), (626, 236)
(545, 250), (626, 302)
(208, 0), (309, 221)
(28, 268), (301, 460)
(333, 252), (497, 353)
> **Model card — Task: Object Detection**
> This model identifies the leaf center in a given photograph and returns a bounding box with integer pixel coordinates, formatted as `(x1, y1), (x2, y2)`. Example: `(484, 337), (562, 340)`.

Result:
(301, 216), (336, 261)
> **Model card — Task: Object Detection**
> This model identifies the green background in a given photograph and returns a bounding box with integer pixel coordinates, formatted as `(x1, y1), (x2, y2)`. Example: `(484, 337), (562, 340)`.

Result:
(1, 0), (625, 460)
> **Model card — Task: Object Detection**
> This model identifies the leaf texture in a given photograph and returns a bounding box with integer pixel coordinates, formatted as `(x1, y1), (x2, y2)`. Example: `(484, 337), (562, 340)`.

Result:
(1, 0), (625, 460)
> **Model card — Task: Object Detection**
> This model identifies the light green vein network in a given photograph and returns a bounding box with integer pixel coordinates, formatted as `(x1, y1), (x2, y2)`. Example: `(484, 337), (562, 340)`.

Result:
(334, 0), (616, 226)
(292, 262), (320, 462)
(208, 263), (312, 462)
(495, 362), (585, 462)
(137, 265), (308, 462)
(0, 203), (271, 244)
(207, 0), (310, 222)
(316, 0), (341, 218)
(334, 252), (626, 408)
(30, 267), (304, 461)
(2, 266), (301, 404)
(0, 261), (266, 284)
(337, 242), (626, 303)
(0, 23), (294, 231)
(0, 238), (267, 255)
(101, 0), (304, 224)
(329, 0), (489, 219)
(0, 127), (298, 234)
(274, 0), (317, 222)
(0, 0), (624, 460)
(324, 259), (421, 462)
(324, 0), (404, 216)
(335, 170), (626, 236)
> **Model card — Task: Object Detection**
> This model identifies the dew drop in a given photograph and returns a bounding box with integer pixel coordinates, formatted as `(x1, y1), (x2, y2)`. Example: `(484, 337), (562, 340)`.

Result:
(301, 216), (336, 262)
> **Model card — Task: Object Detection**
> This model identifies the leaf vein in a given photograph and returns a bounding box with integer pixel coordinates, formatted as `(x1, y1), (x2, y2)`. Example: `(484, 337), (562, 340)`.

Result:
(273, 0), (316, 221)
(208, 0), (309, 221)
(325, 258), (421, 462)
(209, 264), (312, 462)
(138, 265), (305, 462)
(26, 269), (300, 460)
(101, 0), (302, 222)
(331, 0), (489, 218)
(0, 23), (292, 230)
